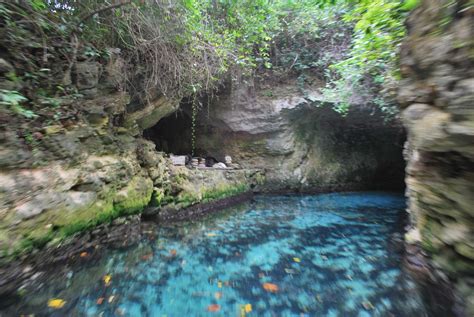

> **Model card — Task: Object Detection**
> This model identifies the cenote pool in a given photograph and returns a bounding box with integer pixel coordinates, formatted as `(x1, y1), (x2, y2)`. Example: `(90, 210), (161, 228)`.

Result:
(3, 192), (430, 316)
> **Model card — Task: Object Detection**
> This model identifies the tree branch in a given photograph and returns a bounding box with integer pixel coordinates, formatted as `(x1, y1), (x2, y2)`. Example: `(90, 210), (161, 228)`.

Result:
(78, 0), (133, 25)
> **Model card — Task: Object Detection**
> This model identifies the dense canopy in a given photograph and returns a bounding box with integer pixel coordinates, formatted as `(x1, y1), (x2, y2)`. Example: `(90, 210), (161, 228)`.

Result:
(1, 0), (418, 117)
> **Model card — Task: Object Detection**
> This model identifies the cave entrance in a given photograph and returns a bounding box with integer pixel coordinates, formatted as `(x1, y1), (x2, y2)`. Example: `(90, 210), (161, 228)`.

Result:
(143, 110), (193, 155)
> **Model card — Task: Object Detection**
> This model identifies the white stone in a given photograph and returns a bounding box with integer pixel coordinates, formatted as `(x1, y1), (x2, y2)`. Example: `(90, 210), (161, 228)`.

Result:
(405, 228), (421, 245)
(213, 162), (227, 169)
(170, 155), (186, 166)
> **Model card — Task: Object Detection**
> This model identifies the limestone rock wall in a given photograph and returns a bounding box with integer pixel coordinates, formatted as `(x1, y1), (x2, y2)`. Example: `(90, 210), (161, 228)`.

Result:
(399, 0), (474, 313)
(0, 92), (152, 263)
(195, 77), (406, 192)
(0, 88), (261, 265)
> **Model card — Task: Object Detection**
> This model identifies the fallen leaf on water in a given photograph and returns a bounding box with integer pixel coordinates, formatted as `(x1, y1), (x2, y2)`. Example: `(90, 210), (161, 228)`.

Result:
(80, 252), (88, 258)
(103, 275), (112, 286)
(214, 292), (222, 300)
(217, 281), (222, 288)
(141, 253), (153, 260)
(207, 304), (220, 312)
(262, 282), (279, 293)
(48, 298), (66, 309)
(169, 249), (177, 256)
(108, 295), (115, 303)
(362, 300), (374, 310)
(244, 303), (252, 313)
(293, 257), (301, 263)
(284, 268), (296, 274)
(206, 233), (217, 237)
(97, 297), (104, 305)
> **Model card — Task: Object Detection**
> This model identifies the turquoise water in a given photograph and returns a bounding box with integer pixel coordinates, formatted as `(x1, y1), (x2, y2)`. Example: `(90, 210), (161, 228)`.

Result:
(3, 192), (428, 316)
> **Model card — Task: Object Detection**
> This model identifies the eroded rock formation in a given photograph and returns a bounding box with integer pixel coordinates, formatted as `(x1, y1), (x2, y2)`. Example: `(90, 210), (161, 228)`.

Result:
(0, 63), (261, 265)
(195, 76), (406, 192)
(399, 0), (474, 313)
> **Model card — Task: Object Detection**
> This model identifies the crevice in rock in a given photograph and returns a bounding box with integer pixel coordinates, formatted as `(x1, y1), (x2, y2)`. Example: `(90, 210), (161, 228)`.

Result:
(143, 110), (193, 155)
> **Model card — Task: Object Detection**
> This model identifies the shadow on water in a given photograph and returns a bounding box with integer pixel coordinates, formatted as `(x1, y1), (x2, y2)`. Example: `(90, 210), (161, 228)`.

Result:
(0, 192), (450, 316)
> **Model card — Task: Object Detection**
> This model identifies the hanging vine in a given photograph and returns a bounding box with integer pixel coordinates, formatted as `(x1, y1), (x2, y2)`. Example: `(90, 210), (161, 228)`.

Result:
(190, 84), (201, 157)
(191, 100), (198, 157)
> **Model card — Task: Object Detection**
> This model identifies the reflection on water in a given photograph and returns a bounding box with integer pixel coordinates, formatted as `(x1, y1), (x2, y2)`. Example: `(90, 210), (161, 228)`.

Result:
(2, 192), (428, 316)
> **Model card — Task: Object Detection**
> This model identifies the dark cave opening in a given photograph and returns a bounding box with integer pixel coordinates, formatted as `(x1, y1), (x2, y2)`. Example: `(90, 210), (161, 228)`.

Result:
(143, 110), (193, 155)
(144, 104), (407, 191)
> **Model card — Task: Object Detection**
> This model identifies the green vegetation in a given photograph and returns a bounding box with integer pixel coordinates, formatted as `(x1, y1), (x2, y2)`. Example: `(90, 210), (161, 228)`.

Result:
(0, 89), (36, 118)
(202, 183), (249, 203)
(153, 180), (249, 210)
(2, 176), (154, 261)
(1, 0), (418, 120)
(321, 0), (419, 116)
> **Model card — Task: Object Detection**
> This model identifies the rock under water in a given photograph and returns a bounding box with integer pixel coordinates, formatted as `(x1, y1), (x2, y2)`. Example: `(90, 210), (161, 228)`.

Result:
(0, 192), (449, 316)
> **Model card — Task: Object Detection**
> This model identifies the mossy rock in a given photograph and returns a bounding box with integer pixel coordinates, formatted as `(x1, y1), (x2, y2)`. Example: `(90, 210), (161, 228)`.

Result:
(455, 243), (474, 260)
(3, 176), (153, 262)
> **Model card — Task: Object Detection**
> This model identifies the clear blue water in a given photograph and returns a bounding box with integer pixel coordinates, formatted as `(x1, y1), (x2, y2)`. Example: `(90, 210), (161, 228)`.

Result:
(4, 192), (428, 316)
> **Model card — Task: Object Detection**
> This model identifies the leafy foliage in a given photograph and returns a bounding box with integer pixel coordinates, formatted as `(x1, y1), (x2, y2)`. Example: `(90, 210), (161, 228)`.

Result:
(0, 90), (37, 118)
(321, 0), (419, 116)
(0, 0), (418, 120)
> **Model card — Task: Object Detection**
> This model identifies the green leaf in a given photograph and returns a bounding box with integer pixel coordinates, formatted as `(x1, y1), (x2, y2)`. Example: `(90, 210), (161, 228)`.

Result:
(401, 0), (420, 11)
(30, 0), (47, 11)
(0, 90), (27, 106)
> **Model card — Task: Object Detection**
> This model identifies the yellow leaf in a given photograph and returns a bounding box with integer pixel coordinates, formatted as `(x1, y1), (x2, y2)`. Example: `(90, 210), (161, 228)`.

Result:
(206, 233), (217, 237)
(103, 274), (112, 286)
(244, 303), (252, 313)
(217, 281), (222, 288)
(293, 257), (301, 263)
(108, 295), (115, 303)
(48, 298), (66, 309)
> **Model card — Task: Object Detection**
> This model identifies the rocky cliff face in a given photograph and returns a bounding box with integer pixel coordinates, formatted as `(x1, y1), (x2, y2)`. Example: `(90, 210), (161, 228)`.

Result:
(0, 62), (261, 265)
(195, 76), (406, 192)
(399, 0), (474, 314)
